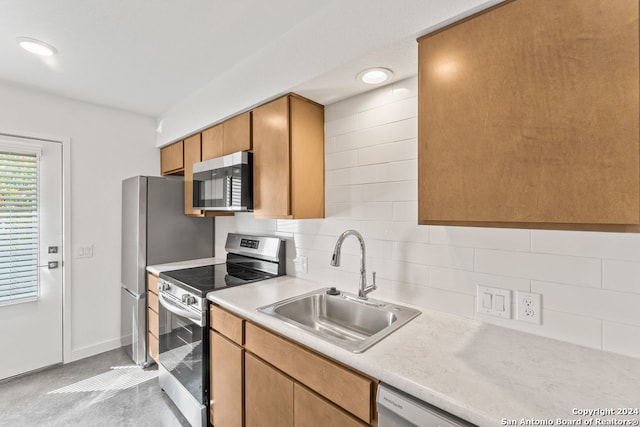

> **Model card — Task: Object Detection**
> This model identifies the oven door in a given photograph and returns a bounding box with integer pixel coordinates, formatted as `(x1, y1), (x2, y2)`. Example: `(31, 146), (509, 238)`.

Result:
(157, 291), (207, 405)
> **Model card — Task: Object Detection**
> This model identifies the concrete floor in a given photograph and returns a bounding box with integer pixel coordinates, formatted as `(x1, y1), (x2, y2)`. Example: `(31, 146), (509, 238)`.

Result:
(0, 348), (190, 427)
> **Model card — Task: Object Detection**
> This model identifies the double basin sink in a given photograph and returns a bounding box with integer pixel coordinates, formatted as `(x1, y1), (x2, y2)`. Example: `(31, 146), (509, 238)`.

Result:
(258, 288), (421, 353)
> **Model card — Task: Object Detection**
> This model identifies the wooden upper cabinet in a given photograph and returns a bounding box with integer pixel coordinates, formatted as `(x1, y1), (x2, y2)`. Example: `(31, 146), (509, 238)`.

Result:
(253, 94), (325, 219)
(223, 111), (252, 154)
(160, 140), (184, 175)
(201, 112), (251, 161)
(201, 124), (224, 161)
(183, 133), (203, 216)
(418, 0), (640, 231)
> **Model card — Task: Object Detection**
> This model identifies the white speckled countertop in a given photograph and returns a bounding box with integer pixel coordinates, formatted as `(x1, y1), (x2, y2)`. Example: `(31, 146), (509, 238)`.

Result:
(146, 257), (224, 276)
(206, 275), (640, 427)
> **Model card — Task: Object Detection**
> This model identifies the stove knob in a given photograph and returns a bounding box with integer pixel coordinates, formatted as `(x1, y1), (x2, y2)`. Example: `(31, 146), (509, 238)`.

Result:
(159, 282), (170, 292)
(182, 295), (196, 305)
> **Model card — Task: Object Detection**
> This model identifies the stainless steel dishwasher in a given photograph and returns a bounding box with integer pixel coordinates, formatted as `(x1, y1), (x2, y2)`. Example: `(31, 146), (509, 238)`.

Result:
(377, 383), (475, 427)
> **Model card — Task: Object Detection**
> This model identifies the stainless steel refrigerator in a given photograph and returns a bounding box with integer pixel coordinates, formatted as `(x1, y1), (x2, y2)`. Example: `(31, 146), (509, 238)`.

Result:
(120, 176), (214, 366)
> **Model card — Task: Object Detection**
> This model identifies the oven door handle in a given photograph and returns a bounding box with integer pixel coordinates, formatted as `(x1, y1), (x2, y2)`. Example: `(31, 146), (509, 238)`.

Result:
(158, 293), (204, 326)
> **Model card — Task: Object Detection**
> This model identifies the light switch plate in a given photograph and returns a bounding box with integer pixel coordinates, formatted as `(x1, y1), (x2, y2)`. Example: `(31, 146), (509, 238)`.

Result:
(477, 285), (512, 319)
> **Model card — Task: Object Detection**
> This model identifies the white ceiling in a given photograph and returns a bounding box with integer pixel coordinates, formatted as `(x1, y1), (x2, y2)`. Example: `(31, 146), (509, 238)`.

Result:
(0, 0), (501, 141)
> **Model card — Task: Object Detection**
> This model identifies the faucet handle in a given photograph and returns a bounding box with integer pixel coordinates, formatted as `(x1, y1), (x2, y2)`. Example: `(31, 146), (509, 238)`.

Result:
(372, 271), (376, 286)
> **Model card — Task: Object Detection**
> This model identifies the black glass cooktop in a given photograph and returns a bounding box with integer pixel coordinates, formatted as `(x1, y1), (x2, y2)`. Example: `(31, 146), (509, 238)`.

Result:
(159, 263), (276, 297)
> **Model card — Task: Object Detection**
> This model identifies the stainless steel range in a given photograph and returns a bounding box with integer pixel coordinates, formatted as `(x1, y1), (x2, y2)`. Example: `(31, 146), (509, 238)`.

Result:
(156, 233), (286, 427)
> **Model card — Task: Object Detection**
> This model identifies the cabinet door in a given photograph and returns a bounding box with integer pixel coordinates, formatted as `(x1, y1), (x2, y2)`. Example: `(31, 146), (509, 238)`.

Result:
(245, 353), (293, 427)
(290, 96), (325, 219)
(224, 111), (252, 154)
(202, 124), (223, 161)
(210, 331), (243, 427)
(294, 384), (366, 427)
(418, 0), (640, 230)
(160, 140), (184, 175)
(183, 133), (202, 216)
(252, 96), (291, 218)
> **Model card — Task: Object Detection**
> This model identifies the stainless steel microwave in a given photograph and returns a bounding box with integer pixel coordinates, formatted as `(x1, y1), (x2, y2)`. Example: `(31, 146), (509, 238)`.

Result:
(192, 151), (253, 211)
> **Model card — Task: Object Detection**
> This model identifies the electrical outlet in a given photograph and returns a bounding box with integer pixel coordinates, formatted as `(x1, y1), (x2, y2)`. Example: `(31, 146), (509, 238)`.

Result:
(293, 256), (308, 273)
(476, 285), (511, 319)
(516, 291), (542, 324)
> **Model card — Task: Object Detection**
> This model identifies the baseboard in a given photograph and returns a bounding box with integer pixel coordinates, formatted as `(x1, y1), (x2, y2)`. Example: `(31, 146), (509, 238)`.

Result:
(68, 337), (122, 363)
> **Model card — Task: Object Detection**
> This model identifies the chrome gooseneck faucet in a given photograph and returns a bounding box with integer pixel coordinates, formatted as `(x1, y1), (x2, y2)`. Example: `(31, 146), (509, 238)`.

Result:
(330, 230), (377, 299)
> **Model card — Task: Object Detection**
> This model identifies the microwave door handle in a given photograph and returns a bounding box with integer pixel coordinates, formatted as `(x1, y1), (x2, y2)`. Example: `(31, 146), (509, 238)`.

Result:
(158, 293), (203, 326)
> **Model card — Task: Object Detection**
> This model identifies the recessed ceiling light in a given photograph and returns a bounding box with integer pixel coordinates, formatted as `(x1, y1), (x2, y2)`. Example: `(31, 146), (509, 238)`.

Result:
(16, 37), (57, 56)
(356, 67), (393, 85)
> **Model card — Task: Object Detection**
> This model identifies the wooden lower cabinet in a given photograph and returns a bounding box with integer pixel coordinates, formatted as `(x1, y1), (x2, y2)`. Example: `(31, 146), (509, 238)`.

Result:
(294, 384), (366, 427)
(210, 304), (377, 427)
(147, 273), (159, 363)
(210, 331), (244, 427)
(245, 353), (293, 427)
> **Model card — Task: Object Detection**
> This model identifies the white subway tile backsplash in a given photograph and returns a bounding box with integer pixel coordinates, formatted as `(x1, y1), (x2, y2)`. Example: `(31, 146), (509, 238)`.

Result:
(328, 163), (388, 185)
(475, 249), (602, 287)
(361, 181), (417, 202)
(392, 242), (474, 270)
(357, 97), (417, 129)
(429, 267), (530, 295)
(357, 138), (417, 166)
(375, 282), (476, 319)
(392, 201), (419, 222)
(531, 281), (640, 326)
(373, 258), (428, 286)
(387, 159), (418, 182)
(326, 185), (362, 204)
(531, 229), (640, 261)
(359, 221), (428, 243)
(602, 260), (640, 294)
(324, 113), (358, 137)
(325, 202), (352, 219)
(603, 322), (640, 359)
(292, 233), (337, 252)
(315, 219), (364, 237)
(334, 118), (417, 152)
(351, 202), (394, 221)
(326, 149), (358, 170)
(430, 226), (531, 252)
(276, 219), (322, 235)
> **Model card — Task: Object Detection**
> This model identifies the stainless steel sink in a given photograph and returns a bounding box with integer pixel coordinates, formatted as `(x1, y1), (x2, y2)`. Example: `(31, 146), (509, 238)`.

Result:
(258, 288), (421, 353)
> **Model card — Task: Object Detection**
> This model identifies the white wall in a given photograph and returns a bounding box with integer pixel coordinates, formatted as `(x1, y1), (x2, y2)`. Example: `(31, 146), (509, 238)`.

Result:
(215, 76), (640, 360)
(0, 82), (158, 361)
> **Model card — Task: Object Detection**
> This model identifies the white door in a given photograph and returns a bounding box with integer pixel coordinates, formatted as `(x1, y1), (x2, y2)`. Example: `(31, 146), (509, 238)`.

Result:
(0, 135), (63, 380)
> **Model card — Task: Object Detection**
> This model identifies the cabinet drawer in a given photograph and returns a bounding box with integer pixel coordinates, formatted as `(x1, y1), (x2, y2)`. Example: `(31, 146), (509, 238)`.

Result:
(245, 322), (373, 423)
(148, 273), (158, 295)
(148, 307), (159, 338)
(148, 290), (158, 313)
(210, 305), (244, 345)
(149, 332), (159, 363)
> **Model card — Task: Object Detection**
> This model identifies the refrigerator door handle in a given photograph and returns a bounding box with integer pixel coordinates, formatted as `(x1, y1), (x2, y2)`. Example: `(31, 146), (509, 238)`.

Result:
(158, 293), (204, 326)
(122, 286), (144, 299)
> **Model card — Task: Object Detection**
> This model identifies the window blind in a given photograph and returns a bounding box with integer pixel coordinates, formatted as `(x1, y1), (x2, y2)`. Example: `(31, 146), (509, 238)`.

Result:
(0, 151), (39, 304)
